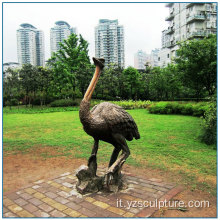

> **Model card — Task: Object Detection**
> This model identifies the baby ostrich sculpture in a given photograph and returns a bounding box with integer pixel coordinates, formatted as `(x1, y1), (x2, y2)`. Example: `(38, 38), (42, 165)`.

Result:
(79, 57), (140, 188)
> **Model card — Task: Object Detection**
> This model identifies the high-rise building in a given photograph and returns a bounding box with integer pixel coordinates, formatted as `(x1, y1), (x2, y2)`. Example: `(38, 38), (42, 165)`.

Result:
(17, 23), (45, 66)
(159, 3), (217, 66)
(134, 50), (150, 70)
(95, 19), (125, 68)
(50, 21), (77, 55)
(150, 48), (160, 67)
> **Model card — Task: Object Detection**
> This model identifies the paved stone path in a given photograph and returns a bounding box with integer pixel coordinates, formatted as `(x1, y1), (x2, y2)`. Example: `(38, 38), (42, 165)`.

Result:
(3, 167), (182, 217)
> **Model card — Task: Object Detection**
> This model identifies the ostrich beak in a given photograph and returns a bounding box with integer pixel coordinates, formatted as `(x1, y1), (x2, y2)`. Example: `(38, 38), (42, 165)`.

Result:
(93, 57), (105, 70)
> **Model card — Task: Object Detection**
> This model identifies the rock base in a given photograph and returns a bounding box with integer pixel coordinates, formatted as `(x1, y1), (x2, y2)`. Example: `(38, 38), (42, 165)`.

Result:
(76, 165), (104, 194)
(75, 156), (127, 194)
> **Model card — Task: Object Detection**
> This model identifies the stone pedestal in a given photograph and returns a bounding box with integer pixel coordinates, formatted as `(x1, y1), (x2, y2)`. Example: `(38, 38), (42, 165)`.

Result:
(76, 156), (127, 194)
(76, 165), (104, 194)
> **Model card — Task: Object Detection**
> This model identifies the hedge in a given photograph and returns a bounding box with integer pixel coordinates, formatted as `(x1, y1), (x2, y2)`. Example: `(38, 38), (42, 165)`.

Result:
(148, 102), (209, 117)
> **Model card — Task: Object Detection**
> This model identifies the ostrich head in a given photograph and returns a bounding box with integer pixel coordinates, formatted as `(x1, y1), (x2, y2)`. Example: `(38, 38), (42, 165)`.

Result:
(83, 57), (105, 102)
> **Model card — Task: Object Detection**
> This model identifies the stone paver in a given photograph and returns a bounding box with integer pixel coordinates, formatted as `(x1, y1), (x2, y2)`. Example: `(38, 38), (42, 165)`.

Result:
(3, 167), (182, 217)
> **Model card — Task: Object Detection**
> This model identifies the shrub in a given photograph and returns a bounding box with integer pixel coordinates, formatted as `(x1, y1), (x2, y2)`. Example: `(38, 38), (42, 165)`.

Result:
(181, 103), (193, 115)
(148, 102), (209, 117)
(201, 100), (217, 147)
(91, 100), (152, 110)
(5, 98), (19, 107)
(192, 105), (209, 117)
(50, 99), (78, 107)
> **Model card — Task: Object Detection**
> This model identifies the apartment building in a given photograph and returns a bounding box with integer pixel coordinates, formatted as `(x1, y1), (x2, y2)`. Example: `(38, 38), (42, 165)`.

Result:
(159, 2), (217, 67)
(17, 23), (45, 66)
(50, 21), (77, 55)
(95, 19), (125, 68)
(150, 48), (160, 67)
(134, 50), (151, 70)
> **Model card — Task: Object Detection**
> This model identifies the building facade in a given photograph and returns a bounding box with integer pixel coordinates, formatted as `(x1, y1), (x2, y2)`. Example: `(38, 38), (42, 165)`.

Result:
(50, 21), (77, 55)
(17, 23), (45, 66)
(160, 2), (217, 66)
(149, 48), (160, 67)
(95, 19), (125, 68)
(134, 50), (150, 70)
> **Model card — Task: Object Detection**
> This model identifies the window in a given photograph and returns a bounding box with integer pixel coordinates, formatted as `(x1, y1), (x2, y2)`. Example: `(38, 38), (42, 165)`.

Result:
(167, 54), (169, 58)
(207, 21), (211, 28)
(212, 21), (216, 28)
(206, 13), (211, 19)
(206, 4), (211, 11)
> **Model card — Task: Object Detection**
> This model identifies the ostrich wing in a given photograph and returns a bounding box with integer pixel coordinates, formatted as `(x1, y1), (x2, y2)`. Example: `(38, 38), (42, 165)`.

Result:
(91, 102), (140, 141)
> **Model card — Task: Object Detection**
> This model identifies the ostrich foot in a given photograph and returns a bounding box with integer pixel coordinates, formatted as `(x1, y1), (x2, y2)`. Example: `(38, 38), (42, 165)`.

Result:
(104, 171), (114, 186)
(76, 165), (104, 194)
(104, 160), (126, 192)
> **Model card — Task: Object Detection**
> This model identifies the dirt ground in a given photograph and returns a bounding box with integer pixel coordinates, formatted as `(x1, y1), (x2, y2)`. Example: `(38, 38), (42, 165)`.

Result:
(3, 151), (217, 218)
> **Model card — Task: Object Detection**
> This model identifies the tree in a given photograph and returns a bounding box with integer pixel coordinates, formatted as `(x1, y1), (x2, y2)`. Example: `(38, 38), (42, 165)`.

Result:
(76, 35), (93, 96)
(48, 33), (92, 99)
(175, 35), (217, 99)
(3, 68), (21, 108)
(121, 67), (141, 99)
(36, 66), (53, 106)
(19, 64), (38, 107)
(95, 64), (122, 100)
(148, 67), (167, 100)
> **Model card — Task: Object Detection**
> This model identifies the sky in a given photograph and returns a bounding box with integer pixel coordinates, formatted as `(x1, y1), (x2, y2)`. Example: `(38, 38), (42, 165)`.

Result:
(3, 2), (169, 67)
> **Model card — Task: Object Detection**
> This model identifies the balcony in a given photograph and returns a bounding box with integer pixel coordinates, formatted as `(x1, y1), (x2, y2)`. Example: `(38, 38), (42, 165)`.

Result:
(166, 26), (174, 34)
(166, 41), (175, 48)
(187, 30), (208, 39)
(186, 3), (195, 8)
(212, 7), (217, 14)
(186, 3), (204, 8)
(165, 12), (175, 21)
(170, 22), (174, 28)
(165, 3), (174, 7)
(186, 14), (206, 24)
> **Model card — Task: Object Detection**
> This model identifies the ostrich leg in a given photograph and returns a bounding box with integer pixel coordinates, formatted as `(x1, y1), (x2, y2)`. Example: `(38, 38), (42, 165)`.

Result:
(105, 134), (130, 186)
(108, 147), (121, 168)
(88, 139), (99, 176)
(76, 139), (103, 193)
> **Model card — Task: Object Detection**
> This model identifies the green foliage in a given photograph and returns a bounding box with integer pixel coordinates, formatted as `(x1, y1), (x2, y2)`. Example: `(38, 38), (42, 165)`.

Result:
(175, 35), (217, 98)
(50, 99), (78, 107)
(3, 68), (22, 107)
(36, 66), (53, 106)
(48, 33), (92, 99)
(94, 64), (122, 100)
(3, 35), (217, 105)
(19, 64), (39, 106)
(149, 102), (209, 117)
(3, 106), (78, 114)
(201, 97), (217, 147)
(121, 66), (142, 99)
(91, 100), (152, 109)
(147, 64), (182, 101)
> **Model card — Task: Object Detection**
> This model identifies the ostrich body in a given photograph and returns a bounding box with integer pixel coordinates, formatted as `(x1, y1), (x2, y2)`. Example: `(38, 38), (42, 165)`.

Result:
(79, 57), (140, 182)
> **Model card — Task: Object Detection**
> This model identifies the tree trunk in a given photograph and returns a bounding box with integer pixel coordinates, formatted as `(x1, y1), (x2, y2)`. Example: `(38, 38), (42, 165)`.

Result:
(28, 97), (31, 107)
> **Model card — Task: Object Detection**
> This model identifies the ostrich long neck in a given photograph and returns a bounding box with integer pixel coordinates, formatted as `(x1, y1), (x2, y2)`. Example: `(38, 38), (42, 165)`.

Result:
(79, 66), (101, 123)
(83, 65), (101, 102)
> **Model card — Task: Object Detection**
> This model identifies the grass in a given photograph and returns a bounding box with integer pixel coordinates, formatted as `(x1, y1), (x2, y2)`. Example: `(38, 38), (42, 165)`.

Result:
(3, 105), (79, 114)
(3, 109), (216, 194)
(3, 99), (150, 114)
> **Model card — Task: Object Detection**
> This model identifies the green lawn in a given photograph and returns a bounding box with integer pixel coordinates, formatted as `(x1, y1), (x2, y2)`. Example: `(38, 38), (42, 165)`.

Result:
(3, 109), (216, 194)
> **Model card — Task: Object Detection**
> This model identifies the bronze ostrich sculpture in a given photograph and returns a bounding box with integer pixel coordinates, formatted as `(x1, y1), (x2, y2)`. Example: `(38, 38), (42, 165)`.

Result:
(79, 57), (140, 186)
